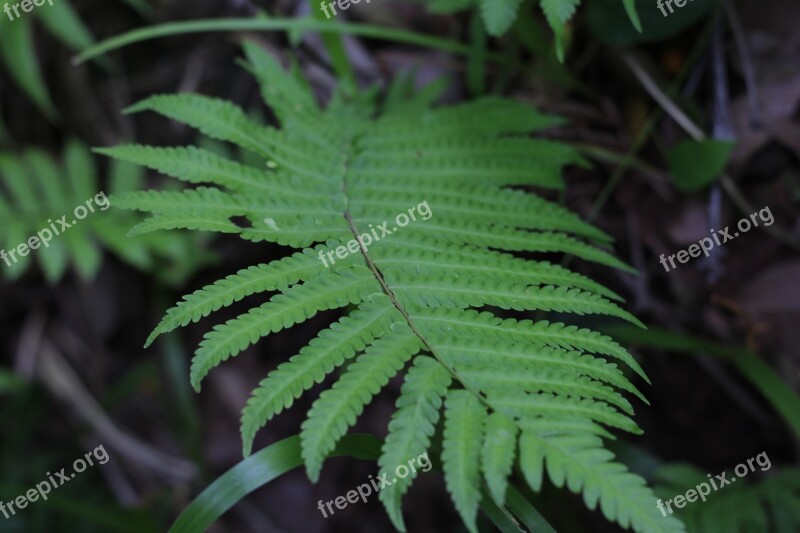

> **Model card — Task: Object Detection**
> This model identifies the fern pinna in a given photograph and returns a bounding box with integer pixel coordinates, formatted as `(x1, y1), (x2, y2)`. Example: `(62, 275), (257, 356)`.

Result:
(100, 42), (683, 533)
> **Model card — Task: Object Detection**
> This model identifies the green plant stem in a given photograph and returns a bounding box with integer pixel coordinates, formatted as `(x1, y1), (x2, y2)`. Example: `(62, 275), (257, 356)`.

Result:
(75, 17), (506, 65)
(479, 486), (525, 532)
(505, 485), (558, 533)
(569, 143), (668, 185)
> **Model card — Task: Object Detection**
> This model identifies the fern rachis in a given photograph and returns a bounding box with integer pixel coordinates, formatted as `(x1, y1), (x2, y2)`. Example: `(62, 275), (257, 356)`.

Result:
(104, 41), (684, 533)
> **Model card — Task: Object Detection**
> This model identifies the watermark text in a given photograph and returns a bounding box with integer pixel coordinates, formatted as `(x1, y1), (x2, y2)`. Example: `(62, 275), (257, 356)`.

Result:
(1, 445), (110, 519)
(656, 451), (771, 517)
(317, 452), (432, 518)
(659, 206), (773, 272)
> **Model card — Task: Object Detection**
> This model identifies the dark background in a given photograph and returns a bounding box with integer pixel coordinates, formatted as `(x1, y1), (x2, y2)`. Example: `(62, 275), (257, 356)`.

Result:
(1, 0), (798, 531)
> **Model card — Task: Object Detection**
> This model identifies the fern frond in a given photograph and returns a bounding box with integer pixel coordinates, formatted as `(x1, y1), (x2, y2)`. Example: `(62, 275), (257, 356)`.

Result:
(106, 44), (669, 533)
(379, 356), (452, 531)
(301, 324), (422, 481)
(442, 390), (486, 533)
(0, 141), (208, 283)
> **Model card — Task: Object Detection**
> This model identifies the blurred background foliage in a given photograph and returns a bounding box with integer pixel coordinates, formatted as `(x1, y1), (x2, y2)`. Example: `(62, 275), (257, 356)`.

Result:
(1, 0), (799, 531)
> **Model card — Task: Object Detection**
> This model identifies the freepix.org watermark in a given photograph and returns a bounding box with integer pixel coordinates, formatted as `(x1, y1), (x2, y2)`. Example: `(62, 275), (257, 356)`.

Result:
(659, 206), (773, 272)
(317, 452), (432, 518)
(319, 0), (374, 19)
(318, 201), (433, 268)
(1, 445), (110, 520)
(0, 191), (110, 269)
(656, 0), (694, 18)
(656, 451), (771, 517)
(3, 0), (55, 22)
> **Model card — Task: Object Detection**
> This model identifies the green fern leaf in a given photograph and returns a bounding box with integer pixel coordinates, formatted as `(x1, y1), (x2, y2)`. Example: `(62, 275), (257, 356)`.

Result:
(35, 0), (95, 51)
(491, 391), (639, 434)
(389, 277), (643, 327)
(0, 17), (57, 119)
(240, 41), (320, 123)
(0, 141), (209, 284)
(540, 0), (581, 61)
(622, 0), (643, 33)
(437, 338), (644, 405)
(480, 0), (524, 36)
(191, 266), (378, 390)
(379, 356), (452, 531)
(105, 43), (673, 533)
(413, 309), (647, 382)
(463, 367), (634, 414)
(442, 390), (486, 533)
(96, 145), (319, 196)
(145, 246), (349, 347)
(128, 212), (242, 236)
(482, 412), (518, 504)
(0, 0), (97, 120)
(373, 239), (622, 301)
(125, 94), (273, 157)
